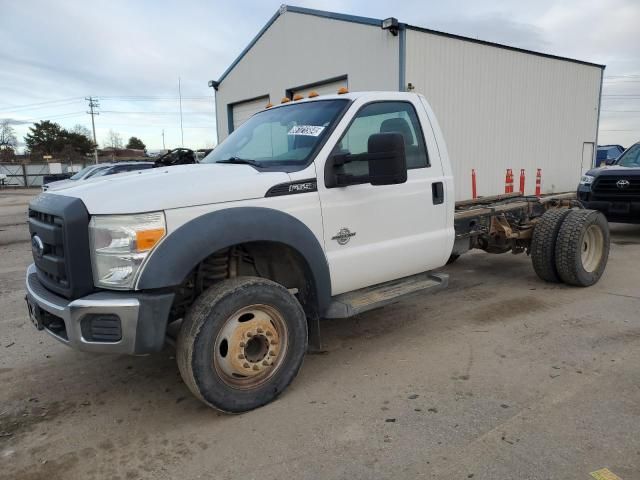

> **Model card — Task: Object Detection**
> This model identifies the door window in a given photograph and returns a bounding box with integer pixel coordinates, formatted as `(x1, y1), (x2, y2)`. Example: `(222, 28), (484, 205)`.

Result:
(332, 101), (429, 178)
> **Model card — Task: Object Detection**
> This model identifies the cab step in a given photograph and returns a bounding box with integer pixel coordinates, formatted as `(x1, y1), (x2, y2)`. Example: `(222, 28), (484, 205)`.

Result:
(324, 272), (448, 319)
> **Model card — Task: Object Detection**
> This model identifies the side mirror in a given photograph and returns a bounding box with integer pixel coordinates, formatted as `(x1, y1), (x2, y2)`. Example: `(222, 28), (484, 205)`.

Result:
(324, 132), (407, 187)
(366, 133), (407, 185)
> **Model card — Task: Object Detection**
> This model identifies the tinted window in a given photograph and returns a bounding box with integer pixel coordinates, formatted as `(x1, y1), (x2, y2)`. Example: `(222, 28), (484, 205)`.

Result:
(331, 101), (429, 178)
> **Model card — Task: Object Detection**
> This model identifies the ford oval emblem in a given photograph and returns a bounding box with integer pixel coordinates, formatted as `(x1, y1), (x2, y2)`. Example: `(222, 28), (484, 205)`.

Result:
(31, 235), (45, 258)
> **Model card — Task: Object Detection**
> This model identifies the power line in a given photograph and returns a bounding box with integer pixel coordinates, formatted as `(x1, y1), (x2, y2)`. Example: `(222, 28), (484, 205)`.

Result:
(100, 110), (211, 115)
(0, 97), (83, 113)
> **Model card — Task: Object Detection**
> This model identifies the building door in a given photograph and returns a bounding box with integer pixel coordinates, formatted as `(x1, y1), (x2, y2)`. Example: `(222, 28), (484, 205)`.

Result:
(231, 96), (270, 132)
(582, 142), (595, 173)
(318, 100), (450, 295)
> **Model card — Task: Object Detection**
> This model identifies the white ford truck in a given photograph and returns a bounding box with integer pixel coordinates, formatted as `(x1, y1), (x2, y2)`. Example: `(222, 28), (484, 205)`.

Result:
(25, 91), (610, 412)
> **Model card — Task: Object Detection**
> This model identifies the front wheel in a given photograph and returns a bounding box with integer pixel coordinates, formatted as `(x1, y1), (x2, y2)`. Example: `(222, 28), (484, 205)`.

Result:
(177, 277), (308, 413)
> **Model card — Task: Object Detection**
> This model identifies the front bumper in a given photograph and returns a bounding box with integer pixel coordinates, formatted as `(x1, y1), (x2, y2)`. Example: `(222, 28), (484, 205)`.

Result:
(25, 264), (174, 354)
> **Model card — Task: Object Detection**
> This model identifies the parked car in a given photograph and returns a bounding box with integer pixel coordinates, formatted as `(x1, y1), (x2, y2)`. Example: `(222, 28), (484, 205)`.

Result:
(579, 141), (640, 223)
(596, 144), (625, 167)
(42, 162), (155, 191)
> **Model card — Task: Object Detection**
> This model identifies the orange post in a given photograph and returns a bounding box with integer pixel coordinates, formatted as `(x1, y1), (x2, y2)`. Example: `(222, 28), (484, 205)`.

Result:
(519, 169), (526, 194)
(471, 169), (477, 199)
(505, 169), (514, 193)
(535, 168), (542, 197)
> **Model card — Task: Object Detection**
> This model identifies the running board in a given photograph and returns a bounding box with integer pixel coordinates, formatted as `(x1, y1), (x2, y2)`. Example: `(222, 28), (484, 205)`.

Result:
(324, 272), (448, 319)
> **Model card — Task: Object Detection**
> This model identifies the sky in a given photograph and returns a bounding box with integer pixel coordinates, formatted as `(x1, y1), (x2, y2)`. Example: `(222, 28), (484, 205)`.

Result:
(1, 0), (639, 153)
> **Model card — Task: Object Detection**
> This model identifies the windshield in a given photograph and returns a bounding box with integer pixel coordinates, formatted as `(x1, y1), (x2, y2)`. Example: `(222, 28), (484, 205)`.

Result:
(203, 99), (349, 169)
(615, 143), (640, 167)
(84, 166), (111, 179)
(70, 165), (97, 180)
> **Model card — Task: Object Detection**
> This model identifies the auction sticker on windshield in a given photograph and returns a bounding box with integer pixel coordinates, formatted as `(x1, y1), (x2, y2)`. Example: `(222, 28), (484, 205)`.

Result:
(288, 125), (325, 136)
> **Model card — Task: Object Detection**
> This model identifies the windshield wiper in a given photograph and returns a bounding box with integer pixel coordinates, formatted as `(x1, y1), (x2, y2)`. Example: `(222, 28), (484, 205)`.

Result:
(216, 157), (263, 167)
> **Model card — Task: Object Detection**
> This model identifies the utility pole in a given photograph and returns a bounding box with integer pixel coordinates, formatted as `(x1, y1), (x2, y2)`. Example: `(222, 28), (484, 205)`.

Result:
(161, 129), (166, 150)
(85, 96), (100, 164)
(178, 77), (184, 147)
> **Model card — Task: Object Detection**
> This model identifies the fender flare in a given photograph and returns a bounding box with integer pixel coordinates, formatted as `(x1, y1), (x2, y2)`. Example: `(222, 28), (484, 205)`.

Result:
(136, 207), (332, 314)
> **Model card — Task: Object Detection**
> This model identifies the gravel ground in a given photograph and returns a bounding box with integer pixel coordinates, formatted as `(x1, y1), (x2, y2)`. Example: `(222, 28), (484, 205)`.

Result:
(1, 189), (639, 480)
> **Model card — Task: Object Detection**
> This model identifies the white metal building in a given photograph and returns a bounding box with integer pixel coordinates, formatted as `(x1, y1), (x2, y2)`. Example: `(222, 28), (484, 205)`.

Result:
(211, 5), (604, 200)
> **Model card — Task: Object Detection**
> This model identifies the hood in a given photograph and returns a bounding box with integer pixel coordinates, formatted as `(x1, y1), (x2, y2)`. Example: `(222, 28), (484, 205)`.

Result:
(585, 165), (640, 177)
(48, 163), (290, 214)
(44, 178), (75, 191)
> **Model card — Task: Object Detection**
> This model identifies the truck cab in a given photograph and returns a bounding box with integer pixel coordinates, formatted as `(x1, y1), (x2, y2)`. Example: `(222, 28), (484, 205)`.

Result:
(578, 141), (640, 223)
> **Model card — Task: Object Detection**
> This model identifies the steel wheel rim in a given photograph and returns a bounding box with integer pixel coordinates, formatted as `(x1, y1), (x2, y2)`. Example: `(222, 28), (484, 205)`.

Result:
(581, 224), (604, 273)
(213, 304), (288, 390)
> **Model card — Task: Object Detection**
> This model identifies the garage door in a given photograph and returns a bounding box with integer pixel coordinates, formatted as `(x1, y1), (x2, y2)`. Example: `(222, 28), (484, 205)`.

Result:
(291, 78), (348, 99)
(231, 96), (269, 131)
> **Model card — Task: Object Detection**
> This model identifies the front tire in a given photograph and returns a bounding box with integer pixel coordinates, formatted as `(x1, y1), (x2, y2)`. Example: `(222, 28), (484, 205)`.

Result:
(177, 277), (308, 413)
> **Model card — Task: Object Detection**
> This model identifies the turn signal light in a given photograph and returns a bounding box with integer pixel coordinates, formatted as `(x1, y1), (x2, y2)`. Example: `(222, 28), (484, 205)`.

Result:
(293, 94), (304, 101)
(265, 102), (273, 109)
(136, 228), (165, 252)
(281, 97), (291, 103)
(308, 91), (319, 98)
(337, 87), (349, 94)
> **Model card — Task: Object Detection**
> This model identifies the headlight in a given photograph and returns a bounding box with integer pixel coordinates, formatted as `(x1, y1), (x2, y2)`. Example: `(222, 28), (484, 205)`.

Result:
(89, 212), (166, 289)
(579, 175), (595, 186)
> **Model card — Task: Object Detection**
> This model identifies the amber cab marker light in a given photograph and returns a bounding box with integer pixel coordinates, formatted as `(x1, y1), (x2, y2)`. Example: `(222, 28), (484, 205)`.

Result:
(337, 87), (349, 94)
(265, 102), (273, 109)
(293, 94), (304, 101)
(281, 97), (291, 103)
(308, 91), (319, 98)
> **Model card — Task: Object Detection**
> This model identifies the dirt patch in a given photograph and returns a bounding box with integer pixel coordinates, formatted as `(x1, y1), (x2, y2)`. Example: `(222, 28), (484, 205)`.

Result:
(471, 296), (547, 323)
(0, 401), (75, 442)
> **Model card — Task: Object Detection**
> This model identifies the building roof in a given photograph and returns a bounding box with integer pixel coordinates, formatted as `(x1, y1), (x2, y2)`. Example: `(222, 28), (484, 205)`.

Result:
(216, 4), (605, 86)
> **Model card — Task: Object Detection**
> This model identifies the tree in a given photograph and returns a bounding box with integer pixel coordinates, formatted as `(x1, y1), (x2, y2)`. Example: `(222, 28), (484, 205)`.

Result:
(71, 124), (93, 142)
(64, 131), (94, 156)
(104, 130), (123, 149)
(0, 120), (17, 150)
(126, 136), (146, 150)
(24, 120), (66, 155)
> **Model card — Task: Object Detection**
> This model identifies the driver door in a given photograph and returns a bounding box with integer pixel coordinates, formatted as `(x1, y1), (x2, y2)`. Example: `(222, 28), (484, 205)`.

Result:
(318, 100), (449, 296)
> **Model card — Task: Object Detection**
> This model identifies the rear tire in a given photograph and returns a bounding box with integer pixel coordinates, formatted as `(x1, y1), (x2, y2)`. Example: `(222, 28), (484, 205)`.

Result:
(177, 276), (308, 413)
(530, 209), (572, 283)
(555, 210), (609, 287)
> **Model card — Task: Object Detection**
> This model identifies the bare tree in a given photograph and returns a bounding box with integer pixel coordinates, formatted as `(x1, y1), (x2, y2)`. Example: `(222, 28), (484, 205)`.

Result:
(104, 129), (123, 149)
(71, 124), (92, 141)
(0, 120), (17, 149)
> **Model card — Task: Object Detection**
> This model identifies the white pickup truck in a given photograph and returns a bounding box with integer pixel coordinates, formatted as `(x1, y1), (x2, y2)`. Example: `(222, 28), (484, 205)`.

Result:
(25, 91), (610, 412)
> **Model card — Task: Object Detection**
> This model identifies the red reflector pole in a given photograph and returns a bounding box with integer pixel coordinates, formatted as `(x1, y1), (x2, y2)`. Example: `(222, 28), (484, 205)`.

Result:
(535, 168), (542, 197)
(519, 169), (525, 194)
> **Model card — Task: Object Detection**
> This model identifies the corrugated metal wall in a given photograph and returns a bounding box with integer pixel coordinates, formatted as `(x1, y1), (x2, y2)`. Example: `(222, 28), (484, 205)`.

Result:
(405, 29), (602, 200)
(216, 11), (400, 140)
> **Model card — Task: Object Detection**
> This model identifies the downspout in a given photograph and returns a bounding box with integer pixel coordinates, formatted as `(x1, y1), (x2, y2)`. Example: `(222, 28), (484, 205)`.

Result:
(593, 66), (605, 168)
(398, 23), (407, 91)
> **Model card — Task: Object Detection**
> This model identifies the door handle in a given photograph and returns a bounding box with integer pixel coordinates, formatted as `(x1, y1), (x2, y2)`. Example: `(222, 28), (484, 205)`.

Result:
(432, 182), (444, 205)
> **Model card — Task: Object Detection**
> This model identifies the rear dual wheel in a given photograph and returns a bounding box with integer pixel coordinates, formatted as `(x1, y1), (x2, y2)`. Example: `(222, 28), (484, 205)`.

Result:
(531, 209), (609, 287)
(177, 277), (307, 413)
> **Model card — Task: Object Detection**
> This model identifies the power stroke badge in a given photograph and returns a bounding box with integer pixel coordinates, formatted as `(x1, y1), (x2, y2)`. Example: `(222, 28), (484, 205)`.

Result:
(332, 228), (356, 245)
